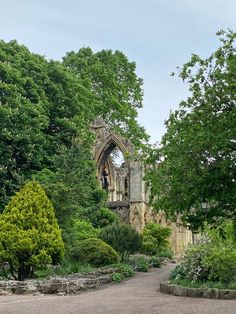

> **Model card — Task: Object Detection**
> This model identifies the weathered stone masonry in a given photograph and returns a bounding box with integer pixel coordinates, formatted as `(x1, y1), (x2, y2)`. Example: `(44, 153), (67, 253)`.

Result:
(91, 118), (192, 255)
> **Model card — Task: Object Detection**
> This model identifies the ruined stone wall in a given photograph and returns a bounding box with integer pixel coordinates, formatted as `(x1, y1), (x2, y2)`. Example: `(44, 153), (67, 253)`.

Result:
(91, 118), (192, 255)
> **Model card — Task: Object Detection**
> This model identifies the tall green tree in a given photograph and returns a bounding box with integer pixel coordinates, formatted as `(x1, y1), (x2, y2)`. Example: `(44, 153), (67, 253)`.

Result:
(34, 138), (106, 228)
(0, 40), (96, 209)
(0, 40), (148, 211)
(63, 47), (149, 147)
(147, 30), (236, 231)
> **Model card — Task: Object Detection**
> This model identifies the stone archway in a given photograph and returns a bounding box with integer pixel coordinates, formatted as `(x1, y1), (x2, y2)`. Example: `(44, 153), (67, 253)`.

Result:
(95, 134), (129, 203)
(91, 118), (193, 254)
(91, 118), (146, 226)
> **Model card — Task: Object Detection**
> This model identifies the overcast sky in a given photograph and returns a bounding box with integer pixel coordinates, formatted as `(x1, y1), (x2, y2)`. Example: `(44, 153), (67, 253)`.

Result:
(0, 0), (235, 143)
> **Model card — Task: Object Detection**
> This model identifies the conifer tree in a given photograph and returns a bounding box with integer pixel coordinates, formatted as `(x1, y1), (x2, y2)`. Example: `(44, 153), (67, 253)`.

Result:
(0, 181), (64, 280)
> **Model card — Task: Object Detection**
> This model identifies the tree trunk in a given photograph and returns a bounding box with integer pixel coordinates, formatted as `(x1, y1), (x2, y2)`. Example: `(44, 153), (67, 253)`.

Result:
(18, 263), (32, 281)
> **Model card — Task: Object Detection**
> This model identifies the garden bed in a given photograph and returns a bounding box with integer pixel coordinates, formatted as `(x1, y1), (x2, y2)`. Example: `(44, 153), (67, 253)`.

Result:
(160, 281), (236, 299)
(0, 268), (117, 296)
(0, 255), (166, 296)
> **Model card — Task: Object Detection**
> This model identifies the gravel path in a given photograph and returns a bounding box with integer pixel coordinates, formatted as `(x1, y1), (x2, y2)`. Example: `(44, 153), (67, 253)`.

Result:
(0, 264), (236, 314)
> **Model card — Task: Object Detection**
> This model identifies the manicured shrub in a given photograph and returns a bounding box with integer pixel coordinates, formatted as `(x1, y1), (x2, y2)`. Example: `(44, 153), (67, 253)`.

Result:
(141, 223), (171, 256)
(71, 238), (119, 267)
(64, 219), (100, 258)
(0, 181), (64, 280)
(100, 222), (142, 257)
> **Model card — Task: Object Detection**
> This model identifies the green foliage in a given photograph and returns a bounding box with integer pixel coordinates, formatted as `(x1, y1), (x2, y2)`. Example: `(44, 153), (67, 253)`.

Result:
(63, 47), (149, 148)
(200, 221), (236, 283)
(170, 278), (236, 290)
(71, 238), (119, 267)
(112, 273), (125, 282)
(141, 223), (171, 255)
(146, 30), (236, 230)
(135, 257), (149, 272)
(34, 139), (105, 228)
(89, 207), (119, 228)
(54, 259), (93, 276)
(34, 259), (94, 278)
(34, 267), (55, 279)
(0, 181), (64, 280)
(0, 40), (95, 210)
(155, 249), (173, 259)
(170, 243), (210, 282)
(0, 40), (148, 215)
(149, 256), (161, 268)
(125, 254), (150, 272)
(100, 222), (142, 257)
(63, 219), (99, 256)
(170, 220), (236, 284)
(70, 219), (99, 242)
(115, 264), (134, 278)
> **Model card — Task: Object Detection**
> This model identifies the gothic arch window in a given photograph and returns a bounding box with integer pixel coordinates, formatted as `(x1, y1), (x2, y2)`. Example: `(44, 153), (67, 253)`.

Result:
(96, 134), (129, 203)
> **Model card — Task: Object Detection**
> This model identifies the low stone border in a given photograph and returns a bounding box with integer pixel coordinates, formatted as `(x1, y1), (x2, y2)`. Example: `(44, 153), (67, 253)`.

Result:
(160, 281), (236, 299)
(0, 269), (116, 296)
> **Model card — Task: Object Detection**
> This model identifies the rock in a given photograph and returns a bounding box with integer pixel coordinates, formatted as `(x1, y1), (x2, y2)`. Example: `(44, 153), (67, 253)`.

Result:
(202, 288), (219, 299)
(172, 285), (187, 296)
(0, 289), (11, 296)
(186, 287), (203, 298)
(220, 289), (236, 299)
(160, 281), (236, 299)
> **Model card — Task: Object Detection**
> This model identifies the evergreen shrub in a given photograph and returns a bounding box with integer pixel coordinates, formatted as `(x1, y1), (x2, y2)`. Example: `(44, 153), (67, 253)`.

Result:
(0, 181), (64, 280)
(100, 222), (142, 257)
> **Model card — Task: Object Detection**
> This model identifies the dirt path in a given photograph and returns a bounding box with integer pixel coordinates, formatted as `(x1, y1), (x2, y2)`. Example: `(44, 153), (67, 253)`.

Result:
(0, 264), (236, 314)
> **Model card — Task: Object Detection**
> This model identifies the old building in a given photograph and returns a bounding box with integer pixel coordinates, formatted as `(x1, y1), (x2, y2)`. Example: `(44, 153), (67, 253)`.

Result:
(92, 118), (192, 255)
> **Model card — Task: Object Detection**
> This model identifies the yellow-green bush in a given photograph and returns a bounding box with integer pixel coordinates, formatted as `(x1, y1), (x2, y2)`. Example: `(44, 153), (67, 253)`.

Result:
(0, 181), (64, 280)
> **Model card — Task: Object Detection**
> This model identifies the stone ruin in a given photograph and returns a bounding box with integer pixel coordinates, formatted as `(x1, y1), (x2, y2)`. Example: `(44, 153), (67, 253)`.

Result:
(91, 118), (192, 255)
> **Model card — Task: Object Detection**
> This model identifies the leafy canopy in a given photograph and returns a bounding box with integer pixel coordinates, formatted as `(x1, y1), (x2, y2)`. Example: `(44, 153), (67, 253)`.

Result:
(63, 47), (149, 147)
(0, 40), (95, 209)
(34, 139), (105, 226)
(147, 30), (236, 230)
(0, 40), (148, 212)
